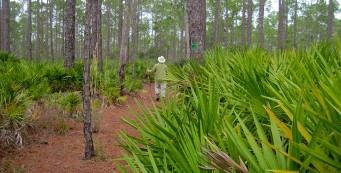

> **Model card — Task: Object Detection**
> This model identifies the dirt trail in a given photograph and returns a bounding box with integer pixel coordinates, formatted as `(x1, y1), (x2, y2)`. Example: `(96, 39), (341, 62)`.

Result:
(1, 83), (158, 173)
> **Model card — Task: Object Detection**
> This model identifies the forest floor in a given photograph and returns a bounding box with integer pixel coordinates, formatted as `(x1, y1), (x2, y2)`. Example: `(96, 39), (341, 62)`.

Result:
(0, 83), (160, 173)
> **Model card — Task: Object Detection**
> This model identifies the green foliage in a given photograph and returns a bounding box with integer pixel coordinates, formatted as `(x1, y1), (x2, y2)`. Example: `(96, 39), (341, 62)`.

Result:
(0, 55), (48, 147)
(59, 92), (81, 117)
(0, 52), (20, 63)
(43, 62), (83, 92)
(118, 40), (341, 172)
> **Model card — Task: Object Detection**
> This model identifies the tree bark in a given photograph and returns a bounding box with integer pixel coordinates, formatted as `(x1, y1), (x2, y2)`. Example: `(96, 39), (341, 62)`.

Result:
(119, 0), (131, 95)
(231, 13), (236, 45)
(91, 0), (98, 55)
(247, 0), (252, 46)
(224, 0), (229, 47)
(173, 16), (177, 60)
(180, 12), (184, 58)
(83, 0), (95, 160)
(282, 0), (286, 43)
(2, 0), (10, 52)
(0, 1), (2, 51)
(105, 0), (111, 58)
(27, 0), (32, 61)
(131, 0), (138, 80)
(62, 9), (65, 58)
(258, 0), (265, 47)
(213, 0), (220, 46)
(202, 0), (206, 51)
(118, 0), (123, 49)
(241, 0), (246, 47)
(185, 10), (190, 58)
(49, 0), (54, 62)
(327, 0), (333, 38)
(293, 0), (297, 48)
(187, 0), (206, 62)
(98, 0), (103, 73)
(45, 11), (49, 59)
(36, 0), (42, 60)
(278, 0), (283, 50)
(64, 0), (76, 69)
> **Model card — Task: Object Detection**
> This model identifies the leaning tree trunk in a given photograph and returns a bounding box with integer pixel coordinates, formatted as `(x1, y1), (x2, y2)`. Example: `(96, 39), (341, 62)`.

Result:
(327, 0), (333, 38)
(258, 0), (265, 47)
(3, 0), (10, 52)
(83, 0), (95, 160)
(119, 0), (132, 95)
(247, 0), (252, 46)
(64, 0), (76, 69)
(213, 0), (220, 46)
(187, 0), (206, 62)
(27, 0), (32, 60)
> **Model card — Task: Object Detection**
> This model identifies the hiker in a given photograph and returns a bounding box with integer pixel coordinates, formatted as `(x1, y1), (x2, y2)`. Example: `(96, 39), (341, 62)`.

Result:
(146, 56), (168, 101)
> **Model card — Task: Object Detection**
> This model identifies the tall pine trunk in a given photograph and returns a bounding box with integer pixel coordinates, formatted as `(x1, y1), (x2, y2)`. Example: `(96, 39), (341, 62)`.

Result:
(185, 10), (190, 58)
(91, 0), (98, 55)
(64, 0), (76, 69)
(241, 0), (246, 47)
(0, 1), (2, 51)
(45, 13), (49, 58)
(27, 0), (32, 61)
(278, 0), (284, 50)
(62, 10), (65, 59)
(131, 0), (139, 80)
(118, 0), (123, 49)
(98, 0), (103, 73)
(119, 0), (132, 95)
(258, 0), (265, 47)
(187, 0), (206, 62)
(202, 0), (206, 51)
(83, 0), (95, 160)
(293, 0), (297, 48)
(49, 0), (54, 62)
(247, 0), (252, 46)
(2, 0), (10, 52)
(327, 0), (333, 38)
(231, 13), (236, 45)
(173, 17), (177, 60)
(37, 0), (42, 60)
(213, 0), (220, 46)
(180, 1), (185, 58)
(105, 0), (111, 58)
(224, 0), (229, 47)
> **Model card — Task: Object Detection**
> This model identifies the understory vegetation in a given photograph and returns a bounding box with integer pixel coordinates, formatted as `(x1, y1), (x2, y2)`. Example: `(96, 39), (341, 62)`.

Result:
(0, 53), (148, 147)
(118, 40), (341, 172)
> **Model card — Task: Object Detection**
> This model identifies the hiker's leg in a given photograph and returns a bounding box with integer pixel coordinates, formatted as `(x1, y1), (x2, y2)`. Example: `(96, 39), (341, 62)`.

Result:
(155, 82), (160, 100)
(160, 83), (166, 98)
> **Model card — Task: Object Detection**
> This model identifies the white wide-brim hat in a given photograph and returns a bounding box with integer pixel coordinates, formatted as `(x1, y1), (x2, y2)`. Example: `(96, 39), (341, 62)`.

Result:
(158, 56), (166, 63)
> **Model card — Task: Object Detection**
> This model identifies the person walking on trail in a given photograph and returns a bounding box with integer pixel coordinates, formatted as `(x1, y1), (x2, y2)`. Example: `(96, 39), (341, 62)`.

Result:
(146, 56), (168, 101)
